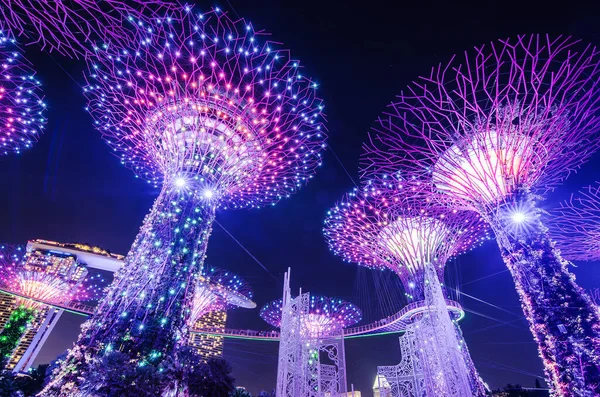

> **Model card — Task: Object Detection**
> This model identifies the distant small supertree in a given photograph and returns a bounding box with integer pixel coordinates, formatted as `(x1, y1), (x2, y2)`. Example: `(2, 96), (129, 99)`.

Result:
(261, 295), (361, 339)
(43, 6), (326, 395)
(362, 35), (600, 396)
(189, 267), (255, 325)
(0, 31), (46, 156)
(0, 248), (96, 369)
(550, 184), (600, 262)
(323, 181), (488, 396)
(0, 0), (175, 58)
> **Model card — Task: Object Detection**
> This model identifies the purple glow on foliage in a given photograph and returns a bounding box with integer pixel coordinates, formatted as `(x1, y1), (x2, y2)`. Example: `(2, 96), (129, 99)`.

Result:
(43, 8), (326, 395)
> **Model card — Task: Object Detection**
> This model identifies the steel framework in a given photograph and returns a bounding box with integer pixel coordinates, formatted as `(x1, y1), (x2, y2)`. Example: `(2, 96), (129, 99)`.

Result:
(550, 183), (600, 262)
(377, 328), (425, 397)
(375, 265), (480, 397)
(275, 270), (348, 397)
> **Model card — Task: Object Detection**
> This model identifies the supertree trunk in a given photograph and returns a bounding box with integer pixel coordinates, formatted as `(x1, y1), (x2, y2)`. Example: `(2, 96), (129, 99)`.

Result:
(41, 183), (216, 395)
(487, 192), (600, 397)
(416, 263), (473, 397)
(454, 322), (488, 397)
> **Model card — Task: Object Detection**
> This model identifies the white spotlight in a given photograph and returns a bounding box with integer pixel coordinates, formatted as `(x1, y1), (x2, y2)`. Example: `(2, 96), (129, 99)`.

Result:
(511, 211), (526, 223)
(174, 177), (186, 188)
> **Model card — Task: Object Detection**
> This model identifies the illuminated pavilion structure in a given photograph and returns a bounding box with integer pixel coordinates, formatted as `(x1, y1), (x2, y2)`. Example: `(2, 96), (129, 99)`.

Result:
(262, 270), (362, 397)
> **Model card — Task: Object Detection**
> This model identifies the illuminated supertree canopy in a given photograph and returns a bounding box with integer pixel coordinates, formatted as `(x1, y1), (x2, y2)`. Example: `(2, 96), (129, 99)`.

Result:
(324, 181), (488, 299)
(44, 7), (325, 395)
(0, 31), (46, 156)
(261, 295), (361, 338)
(362, 35), (600, 396)
(324, 181), (489, 396)
(188, 266), (255, 325)
(549, 183), (600, 262)
(0, 0), (175, 58)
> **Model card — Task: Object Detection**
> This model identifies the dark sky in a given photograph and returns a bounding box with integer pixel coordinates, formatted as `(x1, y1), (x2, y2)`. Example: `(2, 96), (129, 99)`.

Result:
(2, 0), (600, 395)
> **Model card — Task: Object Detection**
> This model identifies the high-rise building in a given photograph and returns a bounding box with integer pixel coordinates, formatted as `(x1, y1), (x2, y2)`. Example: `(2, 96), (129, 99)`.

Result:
(189, 310), (227, 361)
(0, 239), (123, 372)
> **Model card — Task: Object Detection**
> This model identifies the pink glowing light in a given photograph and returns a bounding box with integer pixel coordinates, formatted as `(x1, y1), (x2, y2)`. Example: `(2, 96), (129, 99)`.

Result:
(0, 31), (46, 155)
(324, 181), (488, 291)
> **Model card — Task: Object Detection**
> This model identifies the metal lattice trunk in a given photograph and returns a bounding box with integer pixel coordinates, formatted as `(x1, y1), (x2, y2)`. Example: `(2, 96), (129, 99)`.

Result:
(413, 263), (472, 397)
(377, 329), (426, 397)
(42, 184), (216, 395)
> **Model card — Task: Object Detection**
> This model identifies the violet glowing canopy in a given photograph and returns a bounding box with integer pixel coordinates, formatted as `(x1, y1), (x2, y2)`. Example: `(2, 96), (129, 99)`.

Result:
(260, 295), (362, 336)
(0, 31), (46, 156)
(189, 266), (255, 324)
(43, 8), (326, 395)
(0, 248), (102, 309)
(323, 181), (488, 293)
(0, 0), (174, 58)
(362, 35), (600, 212)
(550, 183), (600, 262)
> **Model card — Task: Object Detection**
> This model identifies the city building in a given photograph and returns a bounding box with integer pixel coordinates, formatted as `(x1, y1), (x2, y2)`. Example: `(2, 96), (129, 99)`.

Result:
(189, 310), (227, 361)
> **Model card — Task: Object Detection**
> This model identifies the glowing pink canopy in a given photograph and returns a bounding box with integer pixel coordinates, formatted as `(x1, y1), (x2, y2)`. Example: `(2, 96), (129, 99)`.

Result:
(83, 7), (326, 209)
(324, 181), (488, 289)
(362, 35), (600, 213)
(0, 31), (46, 155)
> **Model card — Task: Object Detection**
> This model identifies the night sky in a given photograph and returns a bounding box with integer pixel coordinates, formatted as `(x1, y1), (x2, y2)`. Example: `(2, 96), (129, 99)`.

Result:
(1, 0), (600, 395)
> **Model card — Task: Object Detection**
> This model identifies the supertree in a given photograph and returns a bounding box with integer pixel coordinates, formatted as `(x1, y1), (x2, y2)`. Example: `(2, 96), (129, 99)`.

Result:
(42, 7), (325, 395)
(362, 35), (600, 396)
(261, 295), (361, 339)
(188, 266), (255, 325)
(323, 181), (488, 396)
(0, 248), (99, 369)
(0, 30), (46, 156)
(0, 0), (175, 58)
(549, 183), (600, 262)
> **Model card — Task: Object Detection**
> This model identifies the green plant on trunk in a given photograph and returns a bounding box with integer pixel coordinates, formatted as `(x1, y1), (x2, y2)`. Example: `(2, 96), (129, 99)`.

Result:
(0, 305), (35, 369)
